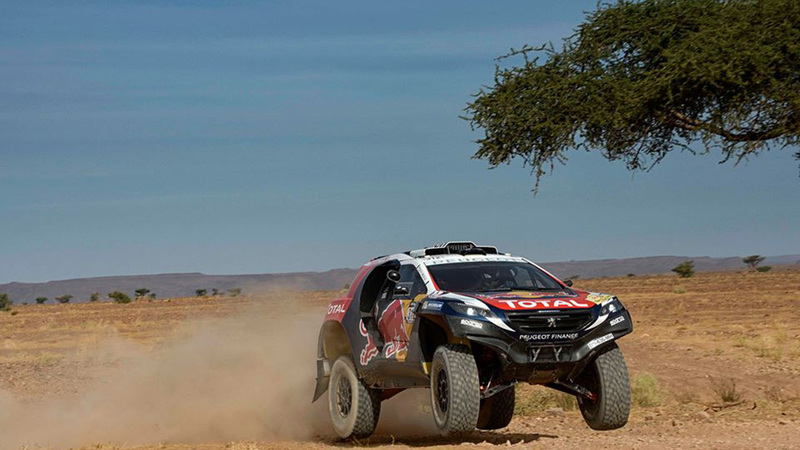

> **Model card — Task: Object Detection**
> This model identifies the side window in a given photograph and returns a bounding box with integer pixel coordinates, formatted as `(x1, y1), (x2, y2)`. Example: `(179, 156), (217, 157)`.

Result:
(399, 265), (427, 298)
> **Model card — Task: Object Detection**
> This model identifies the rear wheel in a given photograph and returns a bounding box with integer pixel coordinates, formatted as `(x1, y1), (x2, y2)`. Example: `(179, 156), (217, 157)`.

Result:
(476, 386), (515, 430)
(328, 356), (381, 439)
(430, 344), (480, 436)
(576, 343), (630, 430)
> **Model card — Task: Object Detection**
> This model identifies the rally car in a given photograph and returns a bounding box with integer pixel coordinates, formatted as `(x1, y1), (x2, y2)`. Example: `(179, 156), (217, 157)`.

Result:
(313, 242), (633, 438)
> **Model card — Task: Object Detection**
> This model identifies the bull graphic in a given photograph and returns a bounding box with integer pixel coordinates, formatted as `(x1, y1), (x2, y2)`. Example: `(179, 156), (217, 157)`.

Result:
(358, 320), (379, 365)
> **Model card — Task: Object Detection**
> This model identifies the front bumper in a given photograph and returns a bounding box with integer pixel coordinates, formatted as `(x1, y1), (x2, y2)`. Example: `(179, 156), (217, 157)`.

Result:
(445, 309), (633, 383)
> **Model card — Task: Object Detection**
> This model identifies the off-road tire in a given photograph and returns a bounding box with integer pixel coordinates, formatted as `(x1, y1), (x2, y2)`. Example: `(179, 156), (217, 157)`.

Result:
(430, 344), (480, 436)
(476, 386), (515, 430)
(328, 356), (381, 439)
(576, 342), (631, 430)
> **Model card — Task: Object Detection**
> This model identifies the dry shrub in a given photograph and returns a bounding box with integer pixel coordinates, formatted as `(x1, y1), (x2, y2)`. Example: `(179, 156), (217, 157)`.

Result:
(764, 386), (785, 403)
(631, 372), (665, 407)
(515, 386), (577, 415)
(675, 390), (700, 405)
(711, 377), (742, 403)
(773, 325), (789, 345)
(751, 338), (783, 361)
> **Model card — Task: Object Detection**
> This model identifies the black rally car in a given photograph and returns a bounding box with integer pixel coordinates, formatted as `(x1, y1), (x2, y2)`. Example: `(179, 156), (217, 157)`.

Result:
(313, 242), (633, 438)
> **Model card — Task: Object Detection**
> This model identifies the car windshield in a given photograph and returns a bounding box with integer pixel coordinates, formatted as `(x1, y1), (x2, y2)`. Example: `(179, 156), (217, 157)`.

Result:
(426, 261), (564, 292)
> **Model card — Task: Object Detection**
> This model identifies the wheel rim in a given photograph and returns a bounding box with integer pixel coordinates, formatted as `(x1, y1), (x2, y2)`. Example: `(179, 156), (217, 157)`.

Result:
(335, 376), (352, 417)
(436, 368), (449, 413)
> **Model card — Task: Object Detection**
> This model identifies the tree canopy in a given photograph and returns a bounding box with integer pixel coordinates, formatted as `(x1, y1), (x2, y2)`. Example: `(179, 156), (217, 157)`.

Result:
(464, 0), (800, 189)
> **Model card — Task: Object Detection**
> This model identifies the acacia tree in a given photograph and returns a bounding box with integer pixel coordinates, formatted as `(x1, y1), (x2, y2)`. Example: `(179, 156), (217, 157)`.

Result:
(672, 260), (695, 278)
(742, 255), (765, 269)
(464, 0), (800, 189)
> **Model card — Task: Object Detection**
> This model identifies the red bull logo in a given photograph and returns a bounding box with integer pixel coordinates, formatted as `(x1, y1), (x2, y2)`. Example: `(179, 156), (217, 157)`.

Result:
(358, 320), (379, 365)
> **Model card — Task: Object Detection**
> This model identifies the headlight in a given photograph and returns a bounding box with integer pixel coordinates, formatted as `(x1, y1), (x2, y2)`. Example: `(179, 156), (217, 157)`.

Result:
(600, 297), (625, 315)
(449, 303), (498, 319)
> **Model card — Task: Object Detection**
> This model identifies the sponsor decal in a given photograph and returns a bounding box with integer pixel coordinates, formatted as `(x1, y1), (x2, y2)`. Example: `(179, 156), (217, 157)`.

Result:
(324, 298), (350, 320)
(587, 333), (614, 350)
(482, 291), (575, 300)
(405, 302), (417, 323)
(422, 300), (443, 311)
(520, 333), (579, 341)
(326, 304), (346, 316)
(460, 318), (483, 329)
(585, 292), (615, 304)
(610, 316), (625, 326)
(486, 298), (594, 310)
(358, 320), (379, 366)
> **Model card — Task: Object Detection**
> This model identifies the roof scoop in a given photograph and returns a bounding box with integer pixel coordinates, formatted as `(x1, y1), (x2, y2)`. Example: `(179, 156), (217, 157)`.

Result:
(408, 241), (499, 257)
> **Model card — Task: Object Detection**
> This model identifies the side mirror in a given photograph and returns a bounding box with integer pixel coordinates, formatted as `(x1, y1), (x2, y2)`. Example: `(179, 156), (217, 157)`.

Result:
(564, 279), (574, 287)
(394, 285), (410, 296)
(387, 270), (401, 282)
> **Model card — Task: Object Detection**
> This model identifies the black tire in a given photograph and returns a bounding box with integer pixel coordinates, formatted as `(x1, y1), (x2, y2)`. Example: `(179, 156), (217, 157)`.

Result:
(430, 344), (480, 436)
(476, 386), (515, 430)
(576, 343), (631, 430)
(328, 356), (381, 439)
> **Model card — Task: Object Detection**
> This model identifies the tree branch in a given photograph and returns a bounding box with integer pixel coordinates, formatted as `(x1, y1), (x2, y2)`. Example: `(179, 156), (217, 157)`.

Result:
(669, 111), (785, 142)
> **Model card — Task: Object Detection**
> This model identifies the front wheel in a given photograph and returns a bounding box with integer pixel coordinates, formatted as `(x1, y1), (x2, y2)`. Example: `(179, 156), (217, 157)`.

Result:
(430, 344), (480, 436)
(576, 343), (631, 430)
(328, 356), (381, 439)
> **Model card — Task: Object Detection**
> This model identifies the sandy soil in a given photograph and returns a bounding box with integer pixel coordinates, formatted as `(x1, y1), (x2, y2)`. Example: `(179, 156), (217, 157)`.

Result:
(0, 268), (798, 449)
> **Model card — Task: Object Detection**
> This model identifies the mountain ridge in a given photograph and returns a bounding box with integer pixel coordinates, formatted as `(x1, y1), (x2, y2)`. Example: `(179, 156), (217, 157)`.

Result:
(2, 254), (797, 303)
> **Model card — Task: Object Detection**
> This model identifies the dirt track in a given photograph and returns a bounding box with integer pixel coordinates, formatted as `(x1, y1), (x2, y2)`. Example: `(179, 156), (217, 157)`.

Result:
(1, 268), (798, 449)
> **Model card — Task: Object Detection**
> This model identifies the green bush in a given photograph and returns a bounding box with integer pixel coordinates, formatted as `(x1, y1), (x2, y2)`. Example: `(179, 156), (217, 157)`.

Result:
(631, 372), (665, 407)
(36, 297), (48, 305)
(756, 266), (772, 273)
(108, 291), (132, 304)
(0, 293), (12, 311)
(89, 292), (100, 302)
(515, 387), (577, 415)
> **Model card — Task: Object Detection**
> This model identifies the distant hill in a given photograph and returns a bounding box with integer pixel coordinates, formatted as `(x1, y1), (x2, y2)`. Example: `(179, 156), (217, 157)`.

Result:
(0, 269), (357, 303)
(541, 254), (800, 280)
(1, 254), (797, 303)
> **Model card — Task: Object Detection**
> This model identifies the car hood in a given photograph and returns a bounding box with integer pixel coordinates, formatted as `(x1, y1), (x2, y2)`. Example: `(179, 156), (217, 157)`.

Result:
(431, 289), (615, 311)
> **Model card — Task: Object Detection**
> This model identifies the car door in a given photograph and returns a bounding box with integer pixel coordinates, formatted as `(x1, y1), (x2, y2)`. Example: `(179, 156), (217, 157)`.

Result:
(378, 263), (427, 362)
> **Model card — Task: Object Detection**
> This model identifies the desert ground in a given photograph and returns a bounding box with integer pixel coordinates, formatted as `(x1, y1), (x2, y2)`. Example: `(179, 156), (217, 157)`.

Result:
(1, 268), (799, 449)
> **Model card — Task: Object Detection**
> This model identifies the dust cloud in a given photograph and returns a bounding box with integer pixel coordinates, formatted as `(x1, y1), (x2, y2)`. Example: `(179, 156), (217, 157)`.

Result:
(0, 302), (326, 448)
(0, 298), (436, 449)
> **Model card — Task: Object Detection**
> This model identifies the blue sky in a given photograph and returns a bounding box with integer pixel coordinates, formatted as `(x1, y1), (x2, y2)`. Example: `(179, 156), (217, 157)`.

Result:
(1, 1), (798, 283)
